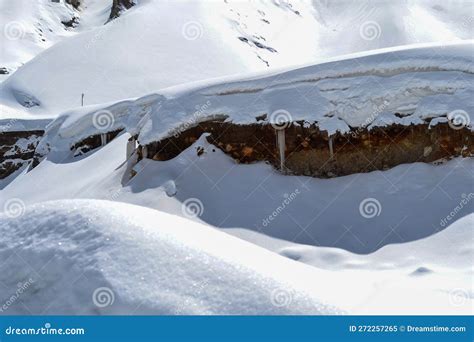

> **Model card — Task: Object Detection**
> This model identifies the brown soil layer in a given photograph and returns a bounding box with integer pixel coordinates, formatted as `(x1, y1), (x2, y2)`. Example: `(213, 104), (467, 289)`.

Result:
(141, 121), (473, 178)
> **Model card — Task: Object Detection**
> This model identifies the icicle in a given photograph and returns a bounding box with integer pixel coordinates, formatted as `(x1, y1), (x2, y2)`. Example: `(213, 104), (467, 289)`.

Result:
(126, 137), (136, 160)
(276, 128), (286, 172)
(100, 133), (107, 146)
(328, 136), (334, 159)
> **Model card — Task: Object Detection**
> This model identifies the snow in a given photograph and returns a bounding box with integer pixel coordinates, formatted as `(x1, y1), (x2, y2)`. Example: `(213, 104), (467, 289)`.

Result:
(0, 0), (111, 80)
(0, 116), (472, 315)
(1, 0), (473, 316)
(1, 0), (473, 123)
(0, 198), (471, 315)
(0, 199), (341, 315)
(3, 133), (473, 255)
(37, 41), (474, 150)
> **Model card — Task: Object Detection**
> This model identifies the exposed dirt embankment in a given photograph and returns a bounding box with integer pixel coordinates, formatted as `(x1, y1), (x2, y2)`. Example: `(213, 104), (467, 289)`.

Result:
(0, 131), (43, 179)
(141, 121), (473, 178)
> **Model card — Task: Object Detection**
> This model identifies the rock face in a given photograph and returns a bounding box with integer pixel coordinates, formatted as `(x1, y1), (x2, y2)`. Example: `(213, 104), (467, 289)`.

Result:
(141, 121), (473, 178)
(65, 0), (81, 10)
(0, 131), (43, 179)
(109, 0), (135, 20)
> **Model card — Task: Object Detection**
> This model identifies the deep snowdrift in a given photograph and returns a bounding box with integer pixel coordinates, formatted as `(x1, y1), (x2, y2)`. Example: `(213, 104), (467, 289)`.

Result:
(0, 199), (341, 315)
(0, 199), (471, 315)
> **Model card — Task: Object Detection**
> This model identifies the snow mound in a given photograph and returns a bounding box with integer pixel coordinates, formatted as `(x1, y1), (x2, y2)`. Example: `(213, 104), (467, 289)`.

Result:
(255, 214), (474, 272)
(0, 199), (340, 315)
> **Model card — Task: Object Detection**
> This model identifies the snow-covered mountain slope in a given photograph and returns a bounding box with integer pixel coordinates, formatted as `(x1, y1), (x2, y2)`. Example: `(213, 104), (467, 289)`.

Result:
(1, 0), (473, 121)
(3, 133), (473, 255)
(0, 0), (113, 81)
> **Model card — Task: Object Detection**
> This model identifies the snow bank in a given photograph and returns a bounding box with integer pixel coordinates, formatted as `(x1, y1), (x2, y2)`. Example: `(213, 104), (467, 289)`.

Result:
(35, 41), (473, 148)
(138, 41), (474, 142)
(0, 199), (341, 315)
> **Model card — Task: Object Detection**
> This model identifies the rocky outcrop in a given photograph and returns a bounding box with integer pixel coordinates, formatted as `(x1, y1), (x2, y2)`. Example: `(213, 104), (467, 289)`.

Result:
(140, 121), (473, 178)
(65, 0), (81, 10)
(0, 131), (43, 179)
(109, 0), (135, 20)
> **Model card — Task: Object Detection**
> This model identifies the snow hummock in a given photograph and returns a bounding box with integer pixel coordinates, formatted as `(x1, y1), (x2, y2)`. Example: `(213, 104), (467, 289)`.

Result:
(0, 199), (471, 315)
(0, 199), (341, 315)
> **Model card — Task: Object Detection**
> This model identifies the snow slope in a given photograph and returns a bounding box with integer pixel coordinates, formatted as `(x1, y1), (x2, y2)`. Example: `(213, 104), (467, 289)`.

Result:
(0, 0), (112, 80)
(1, 0), (473, 121)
